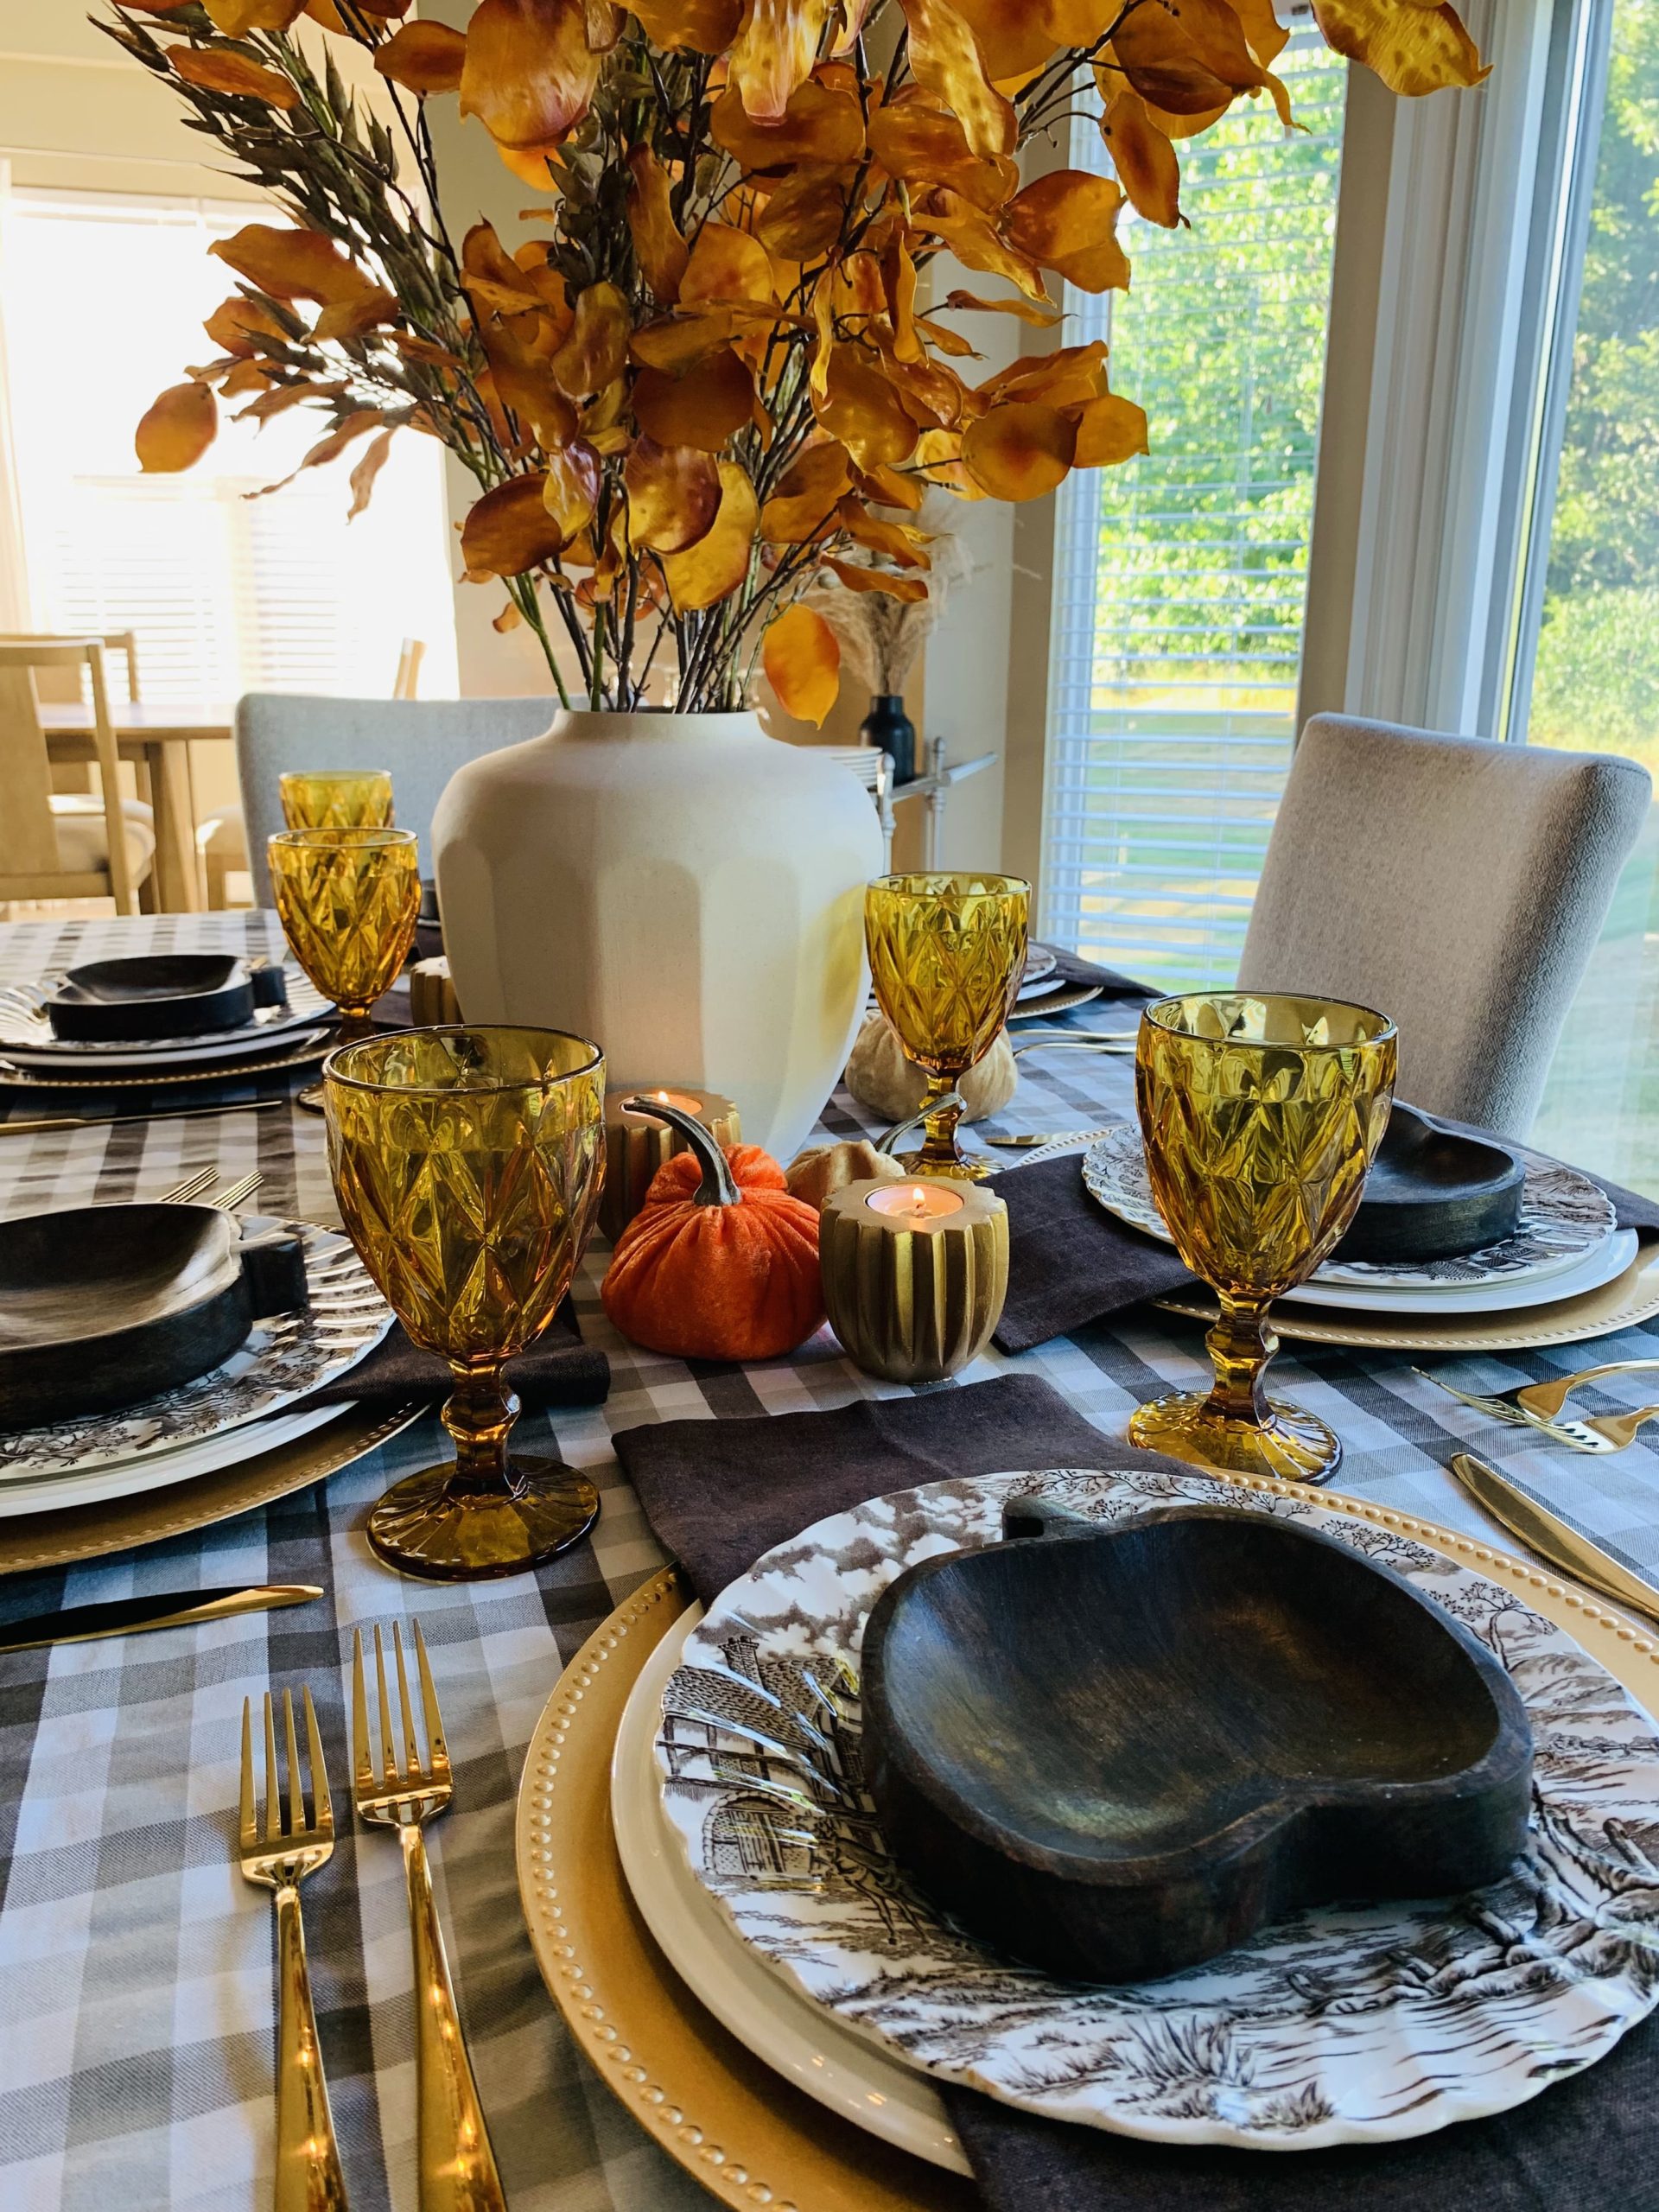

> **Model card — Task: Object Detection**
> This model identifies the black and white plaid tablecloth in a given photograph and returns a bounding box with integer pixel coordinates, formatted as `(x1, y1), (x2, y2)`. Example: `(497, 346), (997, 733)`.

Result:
(3, 912), (1659, 2211)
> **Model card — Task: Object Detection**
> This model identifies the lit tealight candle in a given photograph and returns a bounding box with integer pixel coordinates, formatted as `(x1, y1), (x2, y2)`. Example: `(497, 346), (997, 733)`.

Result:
(865, 1182), (967, 1223)
(623, 1089), (706, 1118)
(822, 1177), (1008, 1383)
(602, 1084), (741, 1241)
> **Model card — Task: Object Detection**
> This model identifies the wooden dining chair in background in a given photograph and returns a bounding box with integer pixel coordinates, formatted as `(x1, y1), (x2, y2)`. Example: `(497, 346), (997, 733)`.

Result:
(0, 628), (141, 798)
(0, 639), (154, 916)
(393, 638), (425, 700)
(1236, 713), (1653, 1136)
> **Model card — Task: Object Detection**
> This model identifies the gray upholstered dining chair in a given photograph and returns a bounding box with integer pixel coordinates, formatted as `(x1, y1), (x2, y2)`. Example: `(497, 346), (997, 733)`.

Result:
(1236, 712), (1652, 1136)
(236, 693), (558, 901)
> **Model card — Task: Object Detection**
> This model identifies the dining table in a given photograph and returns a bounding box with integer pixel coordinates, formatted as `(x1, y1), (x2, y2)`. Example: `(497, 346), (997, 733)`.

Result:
(39, 701), (234, 917)
(3, 906), (1659, 2212)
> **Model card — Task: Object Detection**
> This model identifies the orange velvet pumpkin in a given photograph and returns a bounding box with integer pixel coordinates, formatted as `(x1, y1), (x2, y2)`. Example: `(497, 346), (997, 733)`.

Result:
(601, 1100), (824, 1361)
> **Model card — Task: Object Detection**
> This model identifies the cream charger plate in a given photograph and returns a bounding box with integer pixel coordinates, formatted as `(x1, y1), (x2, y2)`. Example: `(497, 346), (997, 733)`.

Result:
(653, 1468), (1659, 2152)
(1156, 1236), (1659, 1351)
(612, 1603), (970, 2176)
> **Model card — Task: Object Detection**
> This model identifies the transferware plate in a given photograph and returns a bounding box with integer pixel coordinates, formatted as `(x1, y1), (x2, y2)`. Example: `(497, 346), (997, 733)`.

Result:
(1083, 1123), (1616, 1297)
(0, 1221), (391, 1478)
(655, 1469), (1659, 2150)
(0, 1399), (423, 1574)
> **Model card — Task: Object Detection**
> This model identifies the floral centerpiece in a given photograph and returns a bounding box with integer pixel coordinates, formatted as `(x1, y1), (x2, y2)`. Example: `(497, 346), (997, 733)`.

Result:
(107, 0), (1484, 722)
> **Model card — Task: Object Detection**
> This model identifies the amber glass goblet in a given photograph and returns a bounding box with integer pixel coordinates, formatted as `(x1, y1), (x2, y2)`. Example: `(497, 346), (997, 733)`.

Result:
(270, 825), (421, 1109)
(325, 1026), (607, 1580)
(279, 769), (395, 830)
(864, 872), (1030, 1179)
(1128, 993), (1397, 1485)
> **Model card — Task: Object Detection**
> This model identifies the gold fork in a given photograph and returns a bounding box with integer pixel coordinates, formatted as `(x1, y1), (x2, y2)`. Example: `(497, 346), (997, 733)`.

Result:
(238, 1688), (350, 2212)
(353, 1623), (505, 2212)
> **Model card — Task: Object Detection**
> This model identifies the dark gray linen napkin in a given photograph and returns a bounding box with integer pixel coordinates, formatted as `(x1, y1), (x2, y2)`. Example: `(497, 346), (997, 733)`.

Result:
(306, 1301), (609, 1408)
(613, 1372), (1131, 1601)
(992, 1154), (1197, 1354)
(1039, 946), (1158, 998)
(612, 1373), (1659, 2212)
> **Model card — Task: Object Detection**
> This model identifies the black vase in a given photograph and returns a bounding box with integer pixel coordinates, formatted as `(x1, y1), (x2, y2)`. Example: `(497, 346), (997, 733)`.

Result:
(859, 693), (917, 785)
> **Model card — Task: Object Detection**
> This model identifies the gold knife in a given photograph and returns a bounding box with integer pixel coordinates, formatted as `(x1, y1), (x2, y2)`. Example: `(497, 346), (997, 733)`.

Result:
(0, 1585), (321, 1655)
(1448, 1454), (1659, 1626)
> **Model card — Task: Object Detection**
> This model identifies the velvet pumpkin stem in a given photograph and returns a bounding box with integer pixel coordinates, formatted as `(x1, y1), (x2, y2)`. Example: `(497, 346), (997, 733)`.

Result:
(621, 1096), (741, 1207)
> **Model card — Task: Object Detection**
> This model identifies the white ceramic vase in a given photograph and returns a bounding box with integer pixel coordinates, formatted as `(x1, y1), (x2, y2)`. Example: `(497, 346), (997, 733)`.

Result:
(432, 709), (884, 1162)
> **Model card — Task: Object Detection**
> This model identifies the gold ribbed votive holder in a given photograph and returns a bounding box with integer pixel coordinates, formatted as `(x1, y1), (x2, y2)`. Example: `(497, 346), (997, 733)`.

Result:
(601, 1085), (741, 1240)
(820, 1177), (1008, 1384)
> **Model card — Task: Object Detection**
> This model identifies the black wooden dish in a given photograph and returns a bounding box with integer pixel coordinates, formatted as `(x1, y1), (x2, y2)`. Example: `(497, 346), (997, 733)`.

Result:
(47, 954), (288, 1043)
(0, 1203), (308, 1429)
(860, 1497), (1534, 1984)
(1334, 1101), (1524, 1265)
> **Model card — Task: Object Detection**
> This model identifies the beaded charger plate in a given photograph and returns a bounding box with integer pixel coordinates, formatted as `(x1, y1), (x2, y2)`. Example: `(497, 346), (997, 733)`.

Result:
(656, 1470), (1659, 2152)
(518, 1484), (1659, 2202)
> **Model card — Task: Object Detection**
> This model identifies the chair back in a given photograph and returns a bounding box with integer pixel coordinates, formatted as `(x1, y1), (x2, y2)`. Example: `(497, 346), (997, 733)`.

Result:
(821, 744), (895, 868)
(0, 639), (138, 913)
(1236, 712), (1652, 1134)
(236, 693), (558, 900)
(0, 630), (140, 702)
(392, 639), (425, 700)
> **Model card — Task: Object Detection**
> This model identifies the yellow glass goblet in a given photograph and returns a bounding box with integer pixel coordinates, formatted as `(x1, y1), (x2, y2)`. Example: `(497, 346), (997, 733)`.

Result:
(864, 872), (1030, 1179)
(279, 769), (395, 830)
(325, 1026), (607, 1580)
(270, 825), (421, 1111)
(1128, 993), (1397, 1486)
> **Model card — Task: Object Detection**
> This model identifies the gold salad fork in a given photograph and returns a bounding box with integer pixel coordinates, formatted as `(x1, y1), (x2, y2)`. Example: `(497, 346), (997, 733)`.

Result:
(238, 1688), (350, 2212)
(353, 1624), (505, 2212)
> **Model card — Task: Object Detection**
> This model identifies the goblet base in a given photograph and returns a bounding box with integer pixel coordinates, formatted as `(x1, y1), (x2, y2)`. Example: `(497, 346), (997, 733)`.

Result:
(366, 1459), (600, 1580)
(888, 1147), (993, 1183)
(296, 1082), (327, 1116)
(1128, 1390), (1340, 1486)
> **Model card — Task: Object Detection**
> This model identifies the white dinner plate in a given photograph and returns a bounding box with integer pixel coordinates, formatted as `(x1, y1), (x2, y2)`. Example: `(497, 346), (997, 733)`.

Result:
(1082, 1123), (1618, 1298)
(1278, 1227), (1637, 1314)
(1015, 973), (1066, 1002)
(0, 1399), (346, 1517)
(656, 1468), (1659, 2151)
(0, 1222), (392, 1479)
(612, 1605), (969, 2176)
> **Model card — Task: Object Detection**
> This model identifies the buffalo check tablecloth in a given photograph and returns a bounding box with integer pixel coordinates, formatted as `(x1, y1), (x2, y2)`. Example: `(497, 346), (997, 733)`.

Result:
(5, 911), (1659, 2212)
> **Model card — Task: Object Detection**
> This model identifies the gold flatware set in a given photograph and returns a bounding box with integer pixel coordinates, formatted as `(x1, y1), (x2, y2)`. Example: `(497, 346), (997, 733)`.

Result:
(1421, 1356), (1659, 1452)
(237, 1623), (503, 2210)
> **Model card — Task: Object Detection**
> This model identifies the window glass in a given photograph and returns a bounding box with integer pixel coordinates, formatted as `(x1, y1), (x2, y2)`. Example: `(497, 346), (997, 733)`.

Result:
(1041, 29), (1347, 988)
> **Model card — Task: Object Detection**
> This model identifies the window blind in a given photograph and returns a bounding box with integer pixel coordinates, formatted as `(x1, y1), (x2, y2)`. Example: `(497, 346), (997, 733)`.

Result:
(0, 187), (458, 704)
(1040, 23), (1348, 988)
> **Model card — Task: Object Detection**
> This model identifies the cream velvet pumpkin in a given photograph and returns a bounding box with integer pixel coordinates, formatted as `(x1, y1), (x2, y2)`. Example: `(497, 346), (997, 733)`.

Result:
(843, 1013), (1018, 1123)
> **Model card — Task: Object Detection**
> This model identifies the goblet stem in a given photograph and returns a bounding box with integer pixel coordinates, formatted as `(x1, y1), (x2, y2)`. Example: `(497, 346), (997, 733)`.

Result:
(1201, 1295), (1279, 1425)
(442, 1363), (520, 1495)
(917, 1071), (970, 1176)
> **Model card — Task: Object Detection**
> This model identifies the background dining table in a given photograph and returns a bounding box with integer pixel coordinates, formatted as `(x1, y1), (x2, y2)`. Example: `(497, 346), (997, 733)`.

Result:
(38, 701), (234, 915)
(3, 908), (1659, 2212)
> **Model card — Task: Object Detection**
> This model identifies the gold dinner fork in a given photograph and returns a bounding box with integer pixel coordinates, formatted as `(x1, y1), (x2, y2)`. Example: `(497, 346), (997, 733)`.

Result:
(352, 1623), (505, 2212)
(238, 1688), (350, 2212)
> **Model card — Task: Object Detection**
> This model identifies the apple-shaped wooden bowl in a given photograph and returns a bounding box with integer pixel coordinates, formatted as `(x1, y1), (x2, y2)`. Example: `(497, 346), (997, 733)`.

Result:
(859, 1499), (1534, 1984)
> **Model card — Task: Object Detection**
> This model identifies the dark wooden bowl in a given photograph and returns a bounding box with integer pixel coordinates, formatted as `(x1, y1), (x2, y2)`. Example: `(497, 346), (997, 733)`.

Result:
(1334, 1101), (1524, 1265)
(47, 954), (287, 1043)
(0, 1203), (252, 1428)
(861, 1498), (1534, 1984)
